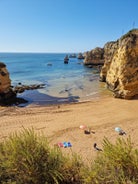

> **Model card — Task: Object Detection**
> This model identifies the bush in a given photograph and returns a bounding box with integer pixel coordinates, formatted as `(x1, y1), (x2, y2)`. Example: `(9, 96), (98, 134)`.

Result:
(0, 129), (84, 184)
(83, 136), (138, 184)
(0, 129), (138, 184)
(60, 152), (84, 184)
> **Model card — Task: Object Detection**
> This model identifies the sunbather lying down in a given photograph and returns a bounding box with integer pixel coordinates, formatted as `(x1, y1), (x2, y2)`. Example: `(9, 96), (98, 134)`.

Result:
(119, 131), (126, 135)
(115, 127), (126, 135)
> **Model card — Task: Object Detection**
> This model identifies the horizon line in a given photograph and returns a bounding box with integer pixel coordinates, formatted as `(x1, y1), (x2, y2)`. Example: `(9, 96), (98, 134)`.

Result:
(0, 51), (85, 54)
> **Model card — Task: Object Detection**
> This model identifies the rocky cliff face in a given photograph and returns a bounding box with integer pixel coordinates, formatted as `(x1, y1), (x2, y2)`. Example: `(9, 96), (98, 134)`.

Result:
(99, 41), (118, 81)
(100, 29), (138, 99)
(0, 62), (16, 104)
(0, 62), (11, 92)
(84, 47), (104, 65)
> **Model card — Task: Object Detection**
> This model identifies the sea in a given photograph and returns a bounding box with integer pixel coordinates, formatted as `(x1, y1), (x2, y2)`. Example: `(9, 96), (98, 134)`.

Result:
(0, 53), (110, 106)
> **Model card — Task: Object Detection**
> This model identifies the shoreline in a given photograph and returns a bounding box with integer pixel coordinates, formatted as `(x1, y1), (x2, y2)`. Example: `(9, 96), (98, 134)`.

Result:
(0, 96), (138, 161)
(16, 81), (112, 107)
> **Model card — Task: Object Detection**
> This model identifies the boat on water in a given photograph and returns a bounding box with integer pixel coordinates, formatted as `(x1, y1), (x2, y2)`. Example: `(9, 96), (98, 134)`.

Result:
(64, 55), (69, 64)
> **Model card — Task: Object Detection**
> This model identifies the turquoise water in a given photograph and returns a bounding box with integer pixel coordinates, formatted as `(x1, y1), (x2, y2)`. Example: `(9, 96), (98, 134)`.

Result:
(0, 53), (106, 105)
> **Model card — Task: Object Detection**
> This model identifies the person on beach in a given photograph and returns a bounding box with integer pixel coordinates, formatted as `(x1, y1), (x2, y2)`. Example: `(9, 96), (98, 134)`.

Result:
(115, 127), (126, 135)
(93, 143), (102, 151)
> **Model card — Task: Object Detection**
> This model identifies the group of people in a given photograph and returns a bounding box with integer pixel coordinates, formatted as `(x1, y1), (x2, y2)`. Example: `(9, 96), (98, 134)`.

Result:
(93, 127), (126, 152)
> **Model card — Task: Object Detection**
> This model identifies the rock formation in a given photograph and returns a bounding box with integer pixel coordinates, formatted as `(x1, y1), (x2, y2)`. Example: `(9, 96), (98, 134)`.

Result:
(0, 62), (16, 105)
(0, 61), (46, 105)
(99, 41), (118, 81)
(77, 53), (85, 59)
(13, 83), (45, 93)
(84, 47), (104, 65)
(100, 29), (138, 99)
(0, 62), (11, 92)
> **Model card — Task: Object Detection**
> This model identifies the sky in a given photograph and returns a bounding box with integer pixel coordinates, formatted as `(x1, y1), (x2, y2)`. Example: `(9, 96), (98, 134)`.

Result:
(0, 0), (138, 53)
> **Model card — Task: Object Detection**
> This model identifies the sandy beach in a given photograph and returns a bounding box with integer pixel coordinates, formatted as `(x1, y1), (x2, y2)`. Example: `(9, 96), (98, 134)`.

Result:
(0, 96), (138, 163)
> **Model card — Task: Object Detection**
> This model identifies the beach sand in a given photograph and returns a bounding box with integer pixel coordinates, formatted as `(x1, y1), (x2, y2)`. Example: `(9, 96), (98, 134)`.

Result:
(0, 96), (138, 163)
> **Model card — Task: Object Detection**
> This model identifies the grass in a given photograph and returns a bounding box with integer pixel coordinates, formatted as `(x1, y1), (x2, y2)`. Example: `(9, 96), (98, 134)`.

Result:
(0, 129), (138, 184)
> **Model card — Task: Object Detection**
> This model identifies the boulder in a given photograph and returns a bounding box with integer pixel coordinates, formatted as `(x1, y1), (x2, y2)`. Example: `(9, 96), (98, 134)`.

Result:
(100, 29), (138, 99)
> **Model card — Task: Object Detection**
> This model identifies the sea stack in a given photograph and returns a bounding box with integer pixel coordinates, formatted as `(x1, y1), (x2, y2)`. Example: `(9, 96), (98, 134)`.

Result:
(77, 53), (85, 59)
(64, 55), (69, 64)
(100, 29), (138, 99)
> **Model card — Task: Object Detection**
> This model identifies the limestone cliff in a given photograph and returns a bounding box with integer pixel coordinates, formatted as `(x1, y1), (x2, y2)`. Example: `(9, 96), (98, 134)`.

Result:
(100, 29), (138, 99)
(84, 47), (104, 65)
(0, 62), (11, 92)
(0, 62), (16, 104)
(99, 41), (118, 81)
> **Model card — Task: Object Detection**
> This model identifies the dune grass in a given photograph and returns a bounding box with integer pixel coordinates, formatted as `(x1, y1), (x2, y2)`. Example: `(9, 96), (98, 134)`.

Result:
(0, 129), (138, 184)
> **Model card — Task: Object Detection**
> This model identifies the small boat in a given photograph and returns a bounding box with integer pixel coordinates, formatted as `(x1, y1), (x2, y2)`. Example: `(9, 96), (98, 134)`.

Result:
(64, 55), (69, 64)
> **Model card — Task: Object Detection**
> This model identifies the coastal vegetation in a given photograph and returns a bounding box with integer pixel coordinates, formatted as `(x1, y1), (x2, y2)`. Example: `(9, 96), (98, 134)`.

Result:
(0, 129), (137, 184)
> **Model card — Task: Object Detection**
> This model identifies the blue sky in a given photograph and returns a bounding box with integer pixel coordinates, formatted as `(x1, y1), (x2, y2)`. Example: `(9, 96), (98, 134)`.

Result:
(0, 0), (138, 53)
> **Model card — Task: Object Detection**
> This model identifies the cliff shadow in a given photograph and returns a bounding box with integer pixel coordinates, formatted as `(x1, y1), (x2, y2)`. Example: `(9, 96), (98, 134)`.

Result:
(16, 89), (80, 107)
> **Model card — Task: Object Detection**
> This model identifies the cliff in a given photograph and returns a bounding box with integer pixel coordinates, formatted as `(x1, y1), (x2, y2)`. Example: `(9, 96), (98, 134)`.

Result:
(99, 41), (118, 81)
(100, 29), (138, 99)
(0, 62), (11, 92)
(84, 47), (104, 65)
(0, 62), (16, 105)
(0, 61), (46, 105)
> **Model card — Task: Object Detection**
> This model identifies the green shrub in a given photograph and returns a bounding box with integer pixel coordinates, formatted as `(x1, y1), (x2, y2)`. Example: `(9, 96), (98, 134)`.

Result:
(83, 136), (138, 184)
(60, 152), (84, 184)
(0, 128), (84, 184)
(0, 128), (138, 184)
